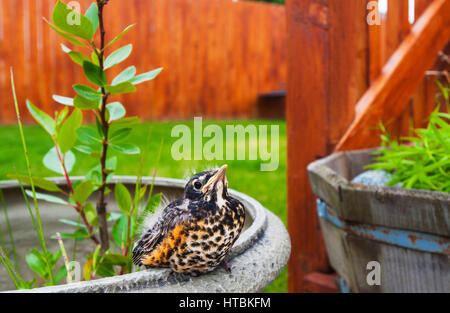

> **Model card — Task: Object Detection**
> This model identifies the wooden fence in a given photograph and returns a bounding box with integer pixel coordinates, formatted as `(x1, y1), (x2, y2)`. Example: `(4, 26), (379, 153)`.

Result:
(0, 0), (286, 124)
(286, 0), (449, 292)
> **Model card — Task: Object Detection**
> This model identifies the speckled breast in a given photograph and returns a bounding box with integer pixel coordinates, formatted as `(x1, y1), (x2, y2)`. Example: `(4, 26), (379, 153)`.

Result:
(169, 202), (246, 274)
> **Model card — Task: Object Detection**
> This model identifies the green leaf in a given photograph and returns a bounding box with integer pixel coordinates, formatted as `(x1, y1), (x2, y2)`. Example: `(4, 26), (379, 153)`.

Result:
(53, 95), (74, 106)
(92, 245), (101, 269)
(76, 127), (101, 144)
(56, 107), (69, 128)
(72, 180), (95, 204)
(51, 229), (89, 242)
(85, 170), (101, 185)
(104, 44), (133, 70)
(58, 219), (87, 229)
(111, 116), (140, 127)
(43, 18), (84, 47)
(49, 249), (62, 265)
(110, 143), (140, 155)
(54, 264), (67, 284)
(58, 108), (83, 154)
(91, 51), (100, 66)
(52, 1), (94, 40)
(105, 82), (136, 95)
(73, 84), (102, 100)
(43, 147), (76, 174)
(103, 253), (129, 266)
(110, 128), (131, 143)
(112, 66), (136, 85)
(25, 190), (69, 205)
(61, 44), (90, 66)
(26, 100), (55, 136)
(83, 61), (107, 86)
(108, 212), (122, 222)
(84, 202), (98, 225)
(68, 51), (91, 66)
(74, 95), (100, 110)
(7, 175), (62, 192)
(74, 145), (93, 154)
(26, 253), (47, 277)
(112, 214), (129, 248)
(106, 102), (126, 121)
(96, 260), (116, 278)
(115, 182), (132, 214)
(130, 68), (163, 85)
(104, 24), (135, 50)
(85, 3), (99, 34)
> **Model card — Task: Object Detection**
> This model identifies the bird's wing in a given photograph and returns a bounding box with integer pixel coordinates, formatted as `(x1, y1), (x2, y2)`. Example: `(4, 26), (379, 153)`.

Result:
(132, 199), (192, 265)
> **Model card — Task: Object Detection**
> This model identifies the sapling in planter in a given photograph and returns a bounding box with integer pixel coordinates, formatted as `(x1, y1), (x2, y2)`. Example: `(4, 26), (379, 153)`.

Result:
(2, 0), (163, 288)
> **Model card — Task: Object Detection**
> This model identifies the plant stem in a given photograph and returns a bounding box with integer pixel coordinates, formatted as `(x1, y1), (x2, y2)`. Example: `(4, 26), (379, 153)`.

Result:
(54, 142), (99, 245)
(11, 68), (54, 285)
(0, 249), (19, 289)
(54, 143), (74, 193)
(56, 233), (72, 284)
(0, 187), (18, 271)
(95, 0), (110, 253)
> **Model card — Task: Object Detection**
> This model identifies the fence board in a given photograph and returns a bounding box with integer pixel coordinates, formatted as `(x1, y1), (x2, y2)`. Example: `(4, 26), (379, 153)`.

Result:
(0, 0), (286, 124)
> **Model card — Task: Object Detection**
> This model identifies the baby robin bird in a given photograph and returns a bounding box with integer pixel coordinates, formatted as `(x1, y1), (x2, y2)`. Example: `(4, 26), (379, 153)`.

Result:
(132, 165), (245, 276)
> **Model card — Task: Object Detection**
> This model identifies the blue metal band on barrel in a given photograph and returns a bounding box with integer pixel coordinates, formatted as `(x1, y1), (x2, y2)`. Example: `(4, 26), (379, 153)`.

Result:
(317, 199), (450, 254)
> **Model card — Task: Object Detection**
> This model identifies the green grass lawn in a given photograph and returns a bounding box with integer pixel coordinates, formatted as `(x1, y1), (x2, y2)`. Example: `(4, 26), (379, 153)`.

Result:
(0, 120), (287, 292)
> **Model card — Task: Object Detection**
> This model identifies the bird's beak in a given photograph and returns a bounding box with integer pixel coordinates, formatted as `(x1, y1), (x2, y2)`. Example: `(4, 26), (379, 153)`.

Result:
(202, 165), (228, 193)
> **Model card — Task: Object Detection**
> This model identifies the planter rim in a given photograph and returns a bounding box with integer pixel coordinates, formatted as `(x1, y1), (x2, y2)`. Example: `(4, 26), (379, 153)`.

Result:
(0, 176), (285, 293)
(307, 148), (450, 237)
(307, 148), (450, 201)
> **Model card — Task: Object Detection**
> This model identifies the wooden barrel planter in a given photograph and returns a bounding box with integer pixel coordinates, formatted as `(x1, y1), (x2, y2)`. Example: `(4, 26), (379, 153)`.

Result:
(307, 149), (450, 293)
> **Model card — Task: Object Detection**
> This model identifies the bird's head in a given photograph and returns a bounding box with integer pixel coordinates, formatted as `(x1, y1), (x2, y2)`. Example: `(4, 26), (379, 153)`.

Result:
(183, 165), (229, 202)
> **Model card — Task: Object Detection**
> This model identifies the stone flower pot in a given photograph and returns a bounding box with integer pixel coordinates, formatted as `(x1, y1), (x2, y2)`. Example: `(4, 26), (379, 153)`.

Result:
(307, 149), (449, 293)
(0, 176), (290, 293)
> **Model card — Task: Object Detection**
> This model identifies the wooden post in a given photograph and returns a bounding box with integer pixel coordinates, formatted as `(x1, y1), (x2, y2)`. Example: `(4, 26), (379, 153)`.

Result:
(285, 0), (369, 292)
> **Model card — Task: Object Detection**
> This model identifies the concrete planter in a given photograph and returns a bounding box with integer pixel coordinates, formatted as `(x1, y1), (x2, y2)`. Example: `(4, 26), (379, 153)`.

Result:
(0, 176), (290, 293)
(307, 149), (449, 293)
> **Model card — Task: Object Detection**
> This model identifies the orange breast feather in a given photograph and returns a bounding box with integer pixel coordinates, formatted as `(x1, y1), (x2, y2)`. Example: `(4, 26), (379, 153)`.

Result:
(142, 223), (188, 266)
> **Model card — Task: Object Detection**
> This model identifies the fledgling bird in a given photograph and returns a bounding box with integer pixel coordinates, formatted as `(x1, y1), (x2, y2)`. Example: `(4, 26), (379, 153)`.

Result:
(132, 165), (245, 276)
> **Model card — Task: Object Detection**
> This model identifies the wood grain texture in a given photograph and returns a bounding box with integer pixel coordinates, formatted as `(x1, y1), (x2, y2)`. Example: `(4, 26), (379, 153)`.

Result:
(286, 0), (331, 293)
(336, 0), (450, 151)
(286, 0), (369, 292)
(0, 0), (286, 124)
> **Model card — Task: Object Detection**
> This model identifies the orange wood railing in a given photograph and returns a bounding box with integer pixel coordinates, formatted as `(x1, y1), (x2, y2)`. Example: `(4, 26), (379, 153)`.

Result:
(337, 0), (450, 151)
(286, 0), (449, 292)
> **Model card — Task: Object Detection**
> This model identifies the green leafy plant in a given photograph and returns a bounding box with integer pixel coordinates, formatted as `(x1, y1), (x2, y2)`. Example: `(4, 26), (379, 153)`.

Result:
(2, 1), (163, 289)
(367, 80), (450, 193)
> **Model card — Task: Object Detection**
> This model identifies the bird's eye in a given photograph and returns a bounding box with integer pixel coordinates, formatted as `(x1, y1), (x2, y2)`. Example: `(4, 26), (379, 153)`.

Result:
(194, 181), (202, 190)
